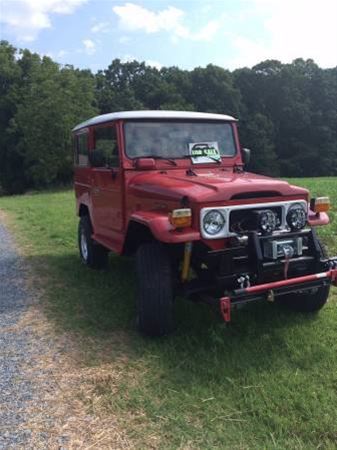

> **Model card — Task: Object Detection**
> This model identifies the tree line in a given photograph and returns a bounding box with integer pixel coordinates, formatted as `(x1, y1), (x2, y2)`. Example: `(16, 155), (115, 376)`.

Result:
(1, 40), (336, 194)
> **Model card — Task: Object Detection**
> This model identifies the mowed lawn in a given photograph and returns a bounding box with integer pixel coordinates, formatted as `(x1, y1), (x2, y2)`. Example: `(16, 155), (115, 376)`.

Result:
(1, 178), (337, 449)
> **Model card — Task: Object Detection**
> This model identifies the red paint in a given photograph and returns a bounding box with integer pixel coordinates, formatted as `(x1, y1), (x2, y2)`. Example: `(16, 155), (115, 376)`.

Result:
(239, 269), (337, 294)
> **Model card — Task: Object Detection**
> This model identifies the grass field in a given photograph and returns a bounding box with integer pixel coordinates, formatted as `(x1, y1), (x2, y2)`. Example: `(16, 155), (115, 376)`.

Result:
(0, 178), (337, 449)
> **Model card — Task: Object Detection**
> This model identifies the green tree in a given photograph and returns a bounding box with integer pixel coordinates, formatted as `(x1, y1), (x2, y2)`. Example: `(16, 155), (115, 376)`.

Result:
(189, 64), (241, 116)
(239, 113), (279, 176)
(95, 59), (144, 113)
(0, 41), (24, 192)
(1, 47), (97, 193)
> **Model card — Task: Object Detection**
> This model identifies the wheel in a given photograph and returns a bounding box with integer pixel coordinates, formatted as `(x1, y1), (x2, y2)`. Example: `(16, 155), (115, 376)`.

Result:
(281, 284), (330, 312)
(281, 238), (330, 312)
(136, 242), (174, 337)
(78, 215), (108, 269)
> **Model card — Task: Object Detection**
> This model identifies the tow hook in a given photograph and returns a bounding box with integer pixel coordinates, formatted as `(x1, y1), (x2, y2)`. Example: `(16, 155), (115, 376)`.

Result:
(328, 258), (337, 270)
(220, 297), (231, 322)
(237, 274), (250, 289)
(266, 290), (275, 303)
(328, 258), (337, 286)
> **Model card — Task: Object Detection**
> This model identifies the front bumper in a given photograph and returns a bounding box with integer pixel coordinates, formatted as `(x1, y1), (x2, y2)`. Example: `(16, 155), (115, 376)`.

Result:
(219, 261), (337, 322)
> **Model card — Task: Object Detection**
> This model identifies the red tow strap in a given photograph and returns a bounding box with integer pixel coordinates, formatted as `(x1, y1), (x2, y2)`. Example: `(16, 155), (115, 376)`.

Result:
(284, 256), (290, 279)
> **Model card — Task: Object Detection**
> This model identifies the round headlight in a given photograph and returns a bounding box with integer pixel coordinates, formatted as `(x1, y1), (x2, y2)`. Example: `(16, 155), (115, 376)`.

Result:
(203, 210), (226, 236)
(259, 210), (277, 234)
(286, 204), (307, 230)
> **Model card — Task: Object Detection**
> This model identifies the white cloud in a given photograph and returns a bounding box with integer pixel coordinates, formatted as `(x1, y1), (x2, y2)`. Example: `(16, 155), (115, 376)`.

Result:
(83, 39), (96, 55)
(91, 22), (110, 33)
(192, 20), (220, 42)
(0, 0), (87, 41)
(113, 3), (183, 33)
(120, 55), (162, 69)
(121, 54), (137, 63)
(225, 35), (270, 70)
(146, 60), (162, 70)
(226, 0), (337, 69)
(42, 49), (68, 60)
(113, 3), (220, 42)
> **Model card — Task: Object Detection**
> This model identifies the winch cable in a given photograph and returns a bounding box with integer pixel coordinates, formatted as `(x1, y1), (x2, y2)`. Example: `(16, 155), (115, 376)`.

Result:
(283, 245), (294, 279)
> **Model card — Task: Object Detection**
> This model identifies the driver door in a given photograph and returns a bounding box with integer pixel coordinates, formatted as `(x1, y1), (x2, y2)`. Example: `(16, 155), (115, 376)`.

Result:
(90, 123), (123, 242)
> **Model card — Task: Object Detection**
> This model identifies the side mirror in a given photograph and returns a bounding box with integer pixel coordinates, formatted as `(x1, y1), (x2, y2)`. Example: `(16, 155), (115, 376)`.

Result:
(242, 148), (251, 166)
(89, 149), (106, 167)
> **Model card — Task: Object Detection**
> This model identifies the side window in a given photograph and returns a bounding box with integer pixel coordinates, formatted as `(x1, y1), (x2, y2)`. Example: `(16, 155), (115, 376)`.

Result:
(74, 132), (89, 167)
(94, 125), (119, 167)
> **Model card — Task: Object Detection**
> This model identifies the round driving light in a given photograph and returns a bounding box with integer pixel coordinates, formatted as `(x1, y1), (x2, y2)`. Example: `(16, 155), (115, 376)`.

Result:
(258, 209), (277, 234)
(203, 210), (226, 236)
(287, 204), (307, 230)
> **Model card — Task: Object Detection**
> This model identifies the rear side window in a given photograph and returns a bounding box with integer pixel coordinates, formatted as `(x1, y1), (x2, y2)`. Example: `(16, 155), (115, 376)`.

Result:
(74, 132), (89, 166)
(94, 125), (119, 167)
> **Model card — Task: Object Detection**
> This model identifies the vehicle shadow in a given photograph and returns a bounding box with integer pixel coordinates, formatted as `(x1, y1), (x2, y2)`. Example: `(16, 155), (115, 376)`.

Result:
(22, 250), (336, 385)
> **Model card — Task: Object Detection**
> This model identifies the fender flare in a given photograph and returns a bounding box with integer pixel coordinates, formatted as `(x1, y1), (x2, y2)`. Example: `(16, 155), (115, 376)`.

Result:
(308, 211), (329, 227)
(129, 211), (200, 243)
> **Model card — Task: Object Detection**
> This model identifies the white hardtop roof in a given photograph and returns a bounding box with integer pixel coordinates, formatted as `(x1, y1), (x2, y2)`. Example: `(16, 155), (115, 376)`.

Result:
(72, 110), (237, 132)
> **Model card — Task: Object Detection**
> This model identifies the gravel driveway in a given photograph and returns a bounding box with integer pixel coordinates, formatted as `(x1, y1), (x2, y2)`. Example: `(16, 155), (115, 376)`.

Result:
(0, 222), (54, 448)
(0, 218), (132, 449)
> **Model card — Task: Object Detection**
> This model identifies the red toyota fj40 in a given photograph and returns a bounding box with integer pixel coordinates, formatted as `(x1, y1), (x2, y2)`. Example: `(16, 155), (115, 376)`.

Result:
(73, 111), (337, 336)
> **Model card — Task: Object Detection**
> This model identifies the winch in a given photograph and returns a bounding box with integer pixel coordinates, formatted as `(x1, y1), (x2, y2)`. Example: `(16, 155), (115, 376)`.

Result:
(263, 237), (303, 260)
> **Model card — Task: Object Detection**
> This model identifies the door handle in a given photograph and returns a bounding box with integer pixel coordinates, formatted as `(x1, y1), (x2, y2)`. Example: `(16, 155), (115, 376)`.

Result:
(92, 187), (100, 194)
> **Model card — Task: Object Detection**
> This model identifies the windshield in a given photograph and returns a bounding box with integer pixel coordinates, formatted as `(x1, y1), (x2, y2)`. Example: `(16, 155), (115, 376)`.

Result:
(124, 120), (236, 160)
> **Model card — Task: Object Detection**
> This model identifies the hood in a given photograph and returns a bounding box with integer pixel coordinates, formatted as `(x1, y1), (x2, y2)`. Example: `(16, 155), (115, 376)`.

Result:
(128, 169), (308, 204)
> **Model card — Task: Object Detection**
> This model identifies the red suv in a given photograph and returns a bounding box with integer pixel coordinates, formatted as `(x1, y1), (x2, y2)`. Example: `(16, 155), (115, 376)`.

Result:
(73, 111), (337, 336)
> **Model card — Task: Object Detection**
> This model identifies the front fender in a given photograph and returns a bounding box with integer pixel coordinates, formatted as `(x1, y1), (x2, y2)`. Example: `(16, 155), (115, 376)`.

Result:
(130, 211), (200, 243)
(308, 211), (330, 227)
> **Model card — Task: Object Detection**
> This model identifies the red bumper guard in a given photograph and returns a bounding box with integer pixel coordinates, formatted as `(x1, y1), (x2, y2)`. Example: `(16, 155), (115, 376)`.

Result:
(220, 268), (337, 323)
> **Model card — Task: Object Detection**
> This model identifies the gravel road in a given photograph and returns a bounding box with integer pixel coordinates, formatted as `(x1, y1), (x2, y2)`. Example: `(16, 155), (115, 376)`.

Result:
(0, 222), (53, 448)
(0, 218), (132, 449)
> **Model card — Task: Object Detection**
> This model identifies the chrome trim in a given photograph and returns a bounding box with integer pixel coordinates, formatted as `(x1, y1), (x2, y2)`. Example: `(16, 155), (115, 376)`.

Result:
(200, 200), (308, 239)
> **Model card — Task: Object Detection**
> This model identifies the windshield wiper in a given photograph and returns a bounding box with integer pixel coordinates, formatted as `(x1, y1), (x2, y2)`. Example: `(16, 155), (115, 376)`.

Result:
(144, 156), (177, 166)
(182, 154), (222, 164)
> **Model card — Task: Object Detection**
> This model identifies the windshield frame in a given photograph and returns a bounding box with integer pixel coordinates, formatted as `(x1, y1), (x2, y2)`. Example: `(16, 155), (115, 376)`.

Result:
(123, 119), (238, 161)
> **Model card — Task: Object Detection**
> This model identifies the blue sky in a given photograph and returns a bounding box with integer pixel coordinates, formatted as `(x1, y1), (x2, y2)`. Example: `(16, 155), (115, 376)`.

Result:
(1, 0), (336, 73)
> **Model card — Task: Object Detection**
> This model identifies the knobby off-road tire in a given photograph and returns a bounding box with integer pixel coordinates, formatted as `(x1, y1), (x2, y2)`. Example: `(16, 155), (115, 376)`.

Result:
(281, 238), (330, 312)
(78, 216), (108, 270)
(136, 242), (174, 337)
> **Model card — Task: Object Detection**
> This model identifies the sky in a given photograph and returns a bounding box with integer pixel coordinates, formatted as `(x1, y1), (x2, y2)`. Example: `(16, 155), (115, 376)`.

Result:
(0, 0), (336, 73)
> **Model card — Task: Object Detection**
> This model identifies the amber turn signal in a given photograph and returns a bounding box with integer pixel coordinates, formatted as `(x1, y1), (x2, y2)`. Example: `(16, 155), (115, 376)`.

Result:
(310, 197), (330, 213)
(169, 208), (192, 228)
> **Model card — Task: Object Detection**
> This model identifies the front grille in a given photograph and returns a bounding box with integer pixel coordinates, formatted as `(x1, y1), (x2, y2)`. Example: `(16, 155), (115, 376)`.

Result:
(229, 206), (283, 233)
(200, 200), (307, 239)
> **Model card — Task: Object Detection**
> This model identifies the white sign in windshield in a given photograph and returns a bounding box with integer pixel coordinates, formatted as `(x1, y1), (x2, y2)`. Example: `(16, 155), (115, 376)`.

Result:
(189, 142), (221, 164)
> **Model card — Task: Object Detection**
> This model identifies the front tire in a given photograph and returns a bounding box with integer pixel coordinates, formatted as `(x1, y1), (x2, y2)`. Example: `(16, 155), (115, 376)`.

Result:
(281, 284), (330, 312)
(78, 216), (108, 269)
(136, 242), (174, 337)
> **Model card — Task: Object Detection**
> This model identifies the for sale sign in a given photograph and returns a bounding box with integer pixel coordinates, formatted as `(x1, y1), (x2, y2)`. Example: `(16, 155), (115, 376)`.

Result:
(189, 142), (221, 163)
